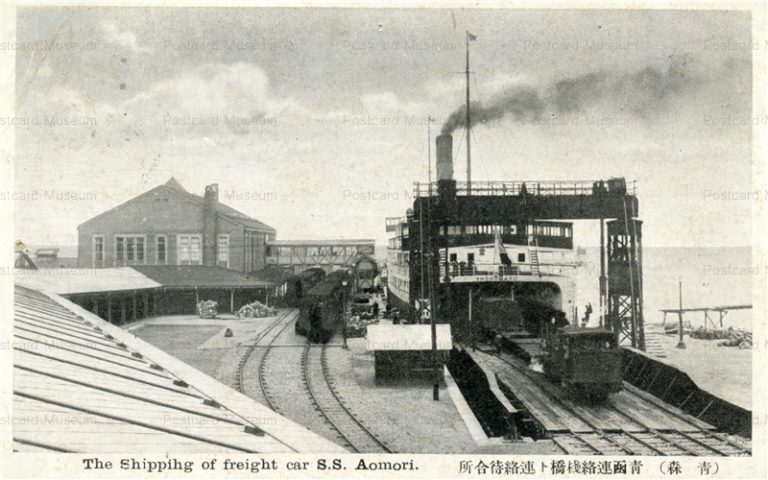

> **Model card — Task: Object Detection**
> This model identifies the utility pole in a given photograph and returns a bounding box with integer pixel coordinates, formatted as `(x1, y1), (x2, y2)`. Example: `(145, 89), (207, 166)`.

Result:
(428, 250), (439, 401)
(599, 217), (606, 328)
(420, 118), (432, 316)
(465, 31), (472, 196)
(425, 144), (439, 401)
(427, 115), (433, 190)
(342, 278), (349, 349)
(676, 278), (686, 349)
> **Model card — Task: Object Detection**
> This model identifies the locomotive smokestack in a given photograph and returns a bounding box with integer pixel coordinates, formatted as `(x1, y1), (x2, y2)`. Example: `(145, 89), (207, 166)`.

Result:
(436, 134), (453, 181)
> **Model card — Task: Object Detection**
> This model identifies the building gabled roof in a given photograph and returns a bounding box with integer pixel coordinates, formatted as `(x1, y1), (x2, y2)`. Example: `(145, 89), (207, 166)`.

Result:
(79, 178), (275, 233)
(213, 201), (275, 233)
(12, 284), (346, 453)
(131, 265), (273, 289)
(163, 176), (188, 193)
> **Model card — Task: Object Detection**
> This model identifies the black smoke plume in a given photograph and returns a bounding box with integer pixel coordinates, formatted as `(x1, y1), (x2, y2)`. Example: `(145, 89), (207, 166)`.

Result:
(441, 86), (544, 135)
(441, 54), (694, 135)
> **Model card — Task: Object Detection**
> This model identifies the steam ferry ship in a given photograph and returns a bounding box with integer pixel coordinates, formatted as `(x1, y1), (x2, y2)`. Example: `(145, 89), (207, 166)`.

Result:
(385, 136), (587, 329)
(384, 32), (642, 348)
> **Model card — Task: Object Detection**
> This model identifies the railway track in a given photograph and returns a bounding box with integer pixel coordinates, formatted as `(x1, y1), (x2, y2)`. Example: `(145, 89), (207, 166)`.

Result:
(486, 351), (751, 457)
(235, 309), (299, 408)
(236, 312), (391, 452)
(302, 343), (392, 453)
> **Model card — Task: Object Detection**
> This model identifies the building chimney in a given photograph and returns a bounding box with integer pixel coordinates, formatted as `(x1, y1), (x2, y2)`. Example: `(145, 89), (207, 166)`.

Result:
(436, 134), (453, 181)
(203, 184), (218, 266)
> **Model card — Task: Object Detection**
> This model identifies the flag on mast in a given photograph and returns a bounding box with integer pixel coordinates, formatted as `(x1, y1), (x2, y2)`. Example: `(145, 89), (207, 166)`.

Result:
(494, 229), (512, 266)
(467, 31), (477, 41)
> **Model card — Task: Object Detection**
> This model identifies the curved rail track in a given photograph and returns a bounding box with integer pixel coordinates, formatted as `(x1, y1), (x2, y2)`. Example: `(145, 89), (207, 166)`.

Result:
(236, 312), (391, 452)
(235, 309), (299, 408)
(487, 351), (751, 457)
(302, 343), (392, 453)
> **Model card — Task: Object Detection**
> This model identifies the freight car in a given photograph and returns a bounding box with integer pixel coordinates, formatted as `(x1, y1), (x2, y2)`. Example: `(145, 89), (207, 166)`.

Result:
(296, 269), (352, 343)
(477, 295), (623, 401)
(542, 325), (622, 402)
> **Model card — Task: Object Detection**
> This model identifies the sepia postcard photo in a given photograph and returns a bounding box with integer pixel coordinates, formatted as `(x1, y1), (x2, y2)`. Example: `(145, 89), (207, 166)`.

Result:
(0, 2), (765, 479)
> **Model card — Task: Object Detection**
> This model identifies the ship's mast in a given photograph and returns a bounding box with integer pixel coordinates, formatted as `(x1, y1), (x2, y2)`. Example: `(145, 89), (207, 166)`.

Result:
(465, 31), (472, 196)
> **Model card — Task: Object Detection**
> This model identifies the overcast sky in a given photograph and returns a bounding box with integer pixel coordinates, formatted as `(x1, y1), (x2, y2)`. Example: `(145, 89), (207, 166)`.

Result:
(11, 7), (753, 248)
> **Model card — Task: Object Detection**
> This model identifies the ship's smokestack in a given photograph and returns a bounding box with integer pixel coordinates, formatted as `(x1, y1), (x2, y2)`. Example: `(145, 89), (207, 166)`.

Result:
(435, 134), (457, 210)
(436, 134), (453, 181)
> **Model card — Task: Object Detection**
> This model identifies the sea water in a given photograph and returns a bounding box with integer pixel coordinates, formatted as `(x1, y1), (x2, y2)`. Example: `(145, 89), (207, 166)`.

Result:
(574, 246), (755, 331)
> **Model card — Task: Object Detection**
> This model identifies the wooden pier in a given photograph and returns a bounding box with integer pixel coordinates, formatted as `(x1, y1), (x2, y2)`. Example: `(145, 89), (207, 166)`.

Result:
(660, 305), (752, 330)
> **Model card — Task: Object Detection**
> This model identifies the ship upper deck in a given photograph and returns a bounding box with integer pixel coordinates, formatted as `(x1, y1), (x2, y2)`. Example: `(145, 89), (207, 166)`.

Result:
(439, 261), (577, 283)
(413, 178), (636, 198)
(411, 178), (639, 222)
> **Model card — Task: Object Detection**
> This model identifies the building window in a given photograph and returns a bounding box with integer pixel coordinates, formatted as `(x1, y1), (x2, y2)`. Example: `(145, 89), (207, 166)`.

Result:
(92, 235), (104, 267)
(217, 234), (230, 268)
(156, 235), (167, 264)
(114, 235), (145, 266)
(518, 253), (526, 263)
(178, 234), (202, 265)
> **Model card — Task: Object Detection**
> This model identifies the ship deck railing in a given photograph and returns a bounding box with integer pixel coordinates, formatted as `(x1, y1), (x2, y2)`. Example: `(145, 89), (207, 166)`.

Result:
(440, 262), (578, 279)
(413, 179), (636, 198)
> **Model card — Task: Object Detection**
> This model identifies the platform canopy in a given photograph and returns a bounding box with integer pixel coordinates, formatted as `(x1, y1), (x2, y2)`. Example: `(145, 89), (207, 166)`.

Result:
(367, 324), (453, 351)
(11, 284), (346, 453)
(131, 265), (273, 289)
(14, 267), (160, 295)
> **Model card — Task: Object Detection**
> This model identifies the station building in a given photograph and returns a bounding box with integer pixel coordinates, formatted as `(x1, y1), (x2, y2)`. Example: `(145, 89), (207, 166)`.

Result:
(77, 178), (275, 273)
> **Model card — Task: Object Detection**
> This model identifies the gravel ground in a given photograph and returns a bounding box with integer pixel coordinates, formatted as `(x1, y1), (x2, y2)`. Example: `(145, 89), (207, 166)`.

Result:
(325, 337), (558, 454)
(257, 324), (350, 448)
(131, 314), (558, 453)
(134, 325), (229, 380)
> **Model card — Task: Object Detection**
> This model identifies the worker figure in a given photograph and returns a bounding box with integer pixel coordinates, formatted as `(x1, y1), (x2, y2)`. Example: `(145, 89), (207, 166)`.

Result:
(494, 333), (504, 354)
(581, 303), (593, 327)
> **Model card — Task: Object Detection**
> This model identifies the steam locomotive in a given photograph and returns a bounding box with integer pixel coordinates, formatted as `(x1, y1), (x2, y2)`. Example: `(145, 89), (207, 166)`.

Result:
(283, 267), (326, 308)
(478, 296), (623, 401)
(295, 269), (352, 343)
